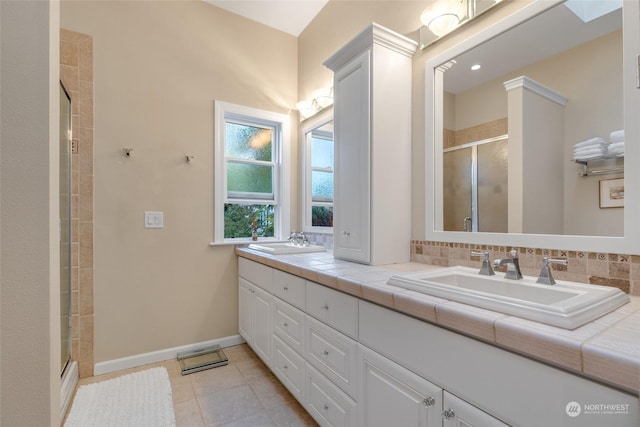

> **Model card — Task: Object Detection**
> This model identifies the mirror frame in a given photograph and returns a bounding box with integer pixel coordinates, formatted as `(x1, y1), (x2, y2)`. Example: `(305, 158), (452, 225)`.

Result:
(425, 0), (640, 255)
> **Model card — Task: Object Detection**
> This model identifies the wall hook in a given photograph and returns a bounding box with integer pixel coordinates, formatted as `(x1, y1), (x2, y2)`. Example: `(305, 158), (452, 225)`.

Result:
(123, 148), (133, 158)
(185, 155), (195, 164)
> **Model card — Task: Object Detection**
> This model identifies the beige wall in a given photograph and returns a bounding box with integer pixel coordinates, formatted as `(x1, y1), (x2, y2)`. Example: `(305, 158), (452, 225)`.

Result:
(1, 1), (61, 425)
(61, 0), (298, 363)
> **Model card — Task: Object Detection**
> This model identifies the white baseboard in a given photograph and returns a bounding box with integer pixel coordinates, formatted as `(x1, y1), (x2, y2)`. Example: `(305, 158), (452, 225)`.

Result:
(94, 334), (246, 376)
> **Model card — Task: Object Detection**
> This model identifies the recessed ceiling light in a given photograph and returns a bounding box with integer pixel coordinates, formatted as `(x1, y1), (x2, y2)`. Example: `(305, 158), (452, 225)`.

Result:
(471, 64), (481, 71)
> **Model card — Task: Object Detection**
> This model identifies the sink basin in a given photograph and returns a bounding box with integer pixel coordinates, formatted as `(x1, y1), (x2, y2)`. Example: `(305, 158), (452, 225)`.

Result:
(247, 242), (327, 255)
(388, 266), (629, 329)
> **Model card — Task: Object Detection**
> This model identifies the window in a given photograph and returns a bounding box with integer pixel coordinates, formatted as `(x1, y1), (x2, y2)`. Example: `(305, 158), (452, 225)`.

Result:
(214, 101), (290, 243)
(301, 109), (334, 233)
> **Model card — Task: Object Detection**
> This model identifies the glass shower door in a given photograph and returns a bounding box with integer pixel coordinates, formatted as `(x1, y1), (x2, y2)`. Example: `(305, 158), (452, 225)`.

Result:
(443, 136), (508, 233)
(60, 83), (72, 373)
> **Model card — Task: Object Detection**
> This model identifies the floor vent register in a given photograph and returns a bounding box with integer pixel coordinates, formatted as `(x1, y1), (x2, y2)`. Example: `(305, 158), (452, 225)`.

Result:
(177, 345), (229, 375)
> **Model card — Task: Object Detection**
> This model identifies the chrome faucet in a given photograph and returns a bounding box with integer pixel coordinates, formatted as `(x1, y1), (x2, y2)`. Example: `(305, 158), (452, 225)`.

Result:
(288, 231), (309, 247)
(470, 250), (495, 276)
(536, 257), (567, 285)
(493, 249), (523, 280)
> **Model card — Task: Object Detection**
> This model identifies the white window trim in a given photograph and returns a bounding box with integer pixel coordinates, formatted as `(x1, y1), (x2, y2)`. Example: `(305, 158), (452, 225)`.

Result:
(301, 107), (333, 234)
(213, 100), (290, 244)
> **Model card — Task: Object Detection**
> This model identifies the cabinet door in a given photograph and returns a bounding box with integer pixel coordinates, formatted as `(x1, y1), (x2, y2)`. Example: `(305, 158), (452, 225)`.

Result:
(359, 345), (442, 427)
(333, 50), (371, 264)
(238, 278), (254, 344)
(306, 363), (358, 427)
(442, 392), (509, 427)
(252, 285), (272, 366)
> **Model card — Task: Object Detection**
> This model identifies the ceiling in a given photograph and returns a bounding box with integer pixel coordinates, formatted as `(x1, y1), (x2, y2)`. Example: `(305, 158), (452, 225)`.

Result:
(204, 0), (329, 36)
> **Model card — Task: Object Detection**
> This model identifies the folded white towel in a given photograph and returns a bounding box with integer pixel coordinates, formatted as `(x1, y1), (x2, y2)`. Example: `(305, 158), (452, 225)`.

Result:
(610, 129), (624, 143)
(574, 153), (606, 161)
(573, 148), (606, 158)
(573, 137), (607, 150)
(608, 142), (624, 155)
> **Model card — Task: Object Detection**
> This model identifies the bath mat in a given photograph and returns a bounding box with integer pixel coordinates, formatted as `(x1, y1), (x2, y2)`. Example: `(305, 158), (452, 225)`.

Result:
(64, 367), (176, 427)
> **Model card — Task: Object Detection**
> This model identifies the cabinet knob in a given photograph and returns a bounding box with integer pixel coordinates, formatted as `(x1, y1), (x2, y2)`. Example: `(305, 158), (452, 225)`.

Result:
(283, 322), (288, 328)
(342, 231), (350, 236)
(423, 396), (436, 407)
(442, 409), (456, 421)
(283, 286), (288, 291)
(323, 350), (329, 356)
(283, 365), (288, 370)
(323, 304), (329, 310)
(323, 404), (329, 411)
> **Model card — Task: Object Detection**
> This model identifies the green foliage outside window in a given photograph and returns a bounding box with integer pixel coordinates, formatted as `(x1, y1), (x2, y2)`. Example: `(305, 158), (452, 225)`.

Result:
(224, 204), (274, 239)
(312, 206), (333, 227)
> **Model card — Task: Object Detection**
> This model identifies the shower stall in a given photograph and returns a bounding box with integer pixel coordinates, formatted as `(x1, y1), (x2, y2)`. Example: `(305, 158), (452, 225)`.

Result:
(443, 135), (509, 232)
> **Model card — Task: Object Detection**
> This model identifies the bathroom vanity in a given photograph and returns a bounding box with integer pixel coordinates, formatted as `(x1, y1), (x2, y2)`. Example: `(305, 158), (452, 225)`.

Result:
(236, 247), (639, 427)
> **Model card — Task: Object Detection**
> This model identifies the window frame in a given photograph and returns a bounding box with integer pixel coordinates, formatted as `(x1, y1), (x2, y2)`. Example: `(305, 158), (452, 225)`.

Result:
(214, 100), (291, 244)
(301, 107), (334, 234)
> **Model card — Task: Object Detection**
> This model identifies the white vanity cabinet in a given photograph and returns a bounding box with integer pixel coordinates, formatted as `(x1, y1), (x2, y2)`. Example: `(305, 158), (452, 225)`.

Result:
(239, 257), (638, 427)
(271, 270), (308, 403)
(324, 23), (417, 265)
(238, 276), (273, 367)
(442, 392), (509, 427)
(359, 344), (442, 427)
(238, 259), (274, 367)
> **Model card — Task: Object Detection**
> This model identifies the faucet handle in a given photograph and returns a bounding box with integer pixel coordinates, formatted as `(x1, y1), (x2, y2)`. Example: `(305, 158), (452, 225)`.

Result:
(536, 257), (567, 285)
(470, 251), (495, 276)
(509, 248), (519, 258)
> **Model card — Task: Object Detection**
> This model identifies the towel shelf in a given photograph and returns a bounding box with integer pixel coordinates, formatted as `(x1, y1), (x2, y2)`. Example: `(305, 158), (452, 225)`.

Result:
(573, 156), (624, 177)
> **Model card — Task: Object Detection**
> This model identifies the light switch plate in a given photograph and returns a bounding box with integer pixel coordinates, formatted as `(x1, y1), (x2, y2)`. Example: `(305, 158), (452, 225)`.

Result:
(144, 211), (164, 229)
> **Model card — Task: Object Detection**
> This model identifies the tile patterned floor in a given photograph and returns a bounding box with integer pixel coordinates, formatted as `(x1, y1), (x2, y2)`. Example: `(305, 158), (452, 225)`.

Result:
(68, 344), (318, 426)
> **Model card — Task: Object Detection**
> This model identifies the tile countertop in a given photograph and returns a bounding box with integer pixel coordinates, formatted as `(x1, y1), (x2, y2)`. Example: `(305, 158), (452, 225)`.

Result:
(235, 247), (640, 396)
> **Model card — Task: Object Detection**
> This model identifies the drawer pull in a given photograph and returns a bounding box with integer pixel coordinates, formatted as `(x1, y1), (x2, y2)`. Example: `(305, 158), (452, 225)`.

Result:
(283, 322), (288, 328)
(283, 286), (289, 291)
(323, 350), (329, 357)
(323, 404), (330, 411)
(283, 365), (288, 370)
(322, 304), (329, 310)
(442, 409), (455, 421)
(423, 396), (436, 407)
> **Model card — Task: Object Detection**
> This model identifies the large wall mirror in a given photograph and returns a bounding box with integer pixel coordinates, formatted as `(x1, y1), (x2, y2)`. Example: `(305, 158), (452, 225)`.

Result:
(425, 0), (640, 254)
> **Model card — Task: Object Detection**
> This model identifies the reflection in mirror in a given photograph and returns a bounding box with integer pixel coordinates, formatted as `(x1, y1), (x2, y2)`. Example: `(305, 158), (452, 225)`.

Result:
(420, 0), (505, 48)
(301, 108), (334, 233)
(439, 0), (623, 236)
(425, 0), (640, 255)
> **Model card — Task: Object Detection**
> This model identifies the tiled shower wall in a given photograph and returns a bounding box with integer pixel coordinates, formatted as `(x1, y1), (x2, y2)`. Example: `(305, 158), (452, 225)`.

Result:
(412, 241), (640, 296)
(60, 29), (94, 378)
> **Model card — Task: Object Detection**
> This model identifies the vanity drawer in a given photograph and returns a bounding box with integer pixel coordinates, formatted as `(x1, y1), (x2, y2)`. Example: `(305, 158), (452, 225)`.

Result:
(273, 335), (305, 403)
(306, 315), (358, 398)
(273, 269), (306, 310)
(273, 298), (306, 355)
(306, 363), (357, 427)
(306, 281), (358, 339)
(238, 258), (273, 292)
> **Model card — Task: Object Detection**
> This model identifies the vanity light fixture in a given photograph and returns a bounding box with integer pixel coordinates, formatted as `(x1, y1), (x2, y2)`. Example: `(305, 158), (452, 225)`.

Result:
(296, 87), (333, 120)
(420, 0), (467, 37)
(420, 0), (504, 48)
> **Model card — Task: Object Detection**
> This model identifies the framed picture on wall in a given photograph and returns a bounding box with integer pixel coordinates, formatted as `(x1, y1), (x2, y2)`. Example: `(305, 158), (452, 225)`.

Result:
(599, 178), (624, 208)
